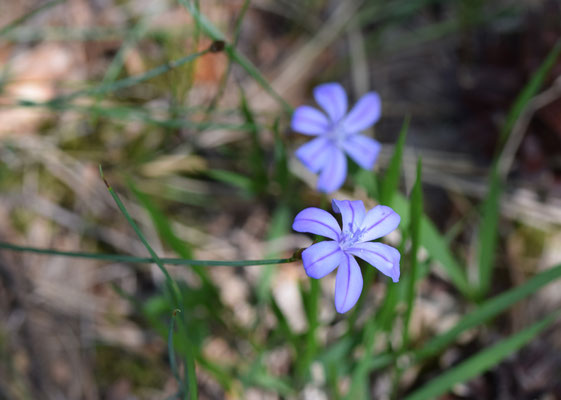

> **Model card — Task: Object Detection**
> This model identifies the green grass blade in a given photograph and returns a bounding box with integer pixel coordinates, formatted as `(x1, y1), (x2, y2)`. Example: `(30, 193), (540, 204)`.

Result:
(239, 90), (268, 194)
(391, 193), (471, 298)
(227, 48), (292, 113)
(346, 318), (389, 399)
(40, 102), (252, 130)
(129, 180), (194, 259)
(347, 248), (405, 399)
(0, 241), (298, 267)
(376, 273), (402, 333)
(98, 20), (147, 89)
(91, 19), (148, 123)
(168, 309), (183, 388)
(474, 41), (561, 299)
(475, 166), (501, 298)
(0, 0), (64, 37)
(257, 205), (292, 303)
(273, 118), (290, 192)
(269, 295), (295, 343)
(380, 117), (409, 205)
(352, 168), (379, 199)
(355, 166), (470, 298)
(19, 50), (208, 107)
(176, 0), (292, 113)
(176, 0), (224, 40)
(99, 167), (196, 399)
(243, 366), (295, 397)
(498, 39), (561, 147)
(356, 0), (450, 28)
(296, 278), (320, 380)
(205, 169), (254, 193)
(415, 262), (561, 361)
(206, 0), (250, 111)
(405, 311), (558, 400)
(403, 158), (423, 349)
(128, 180), (221, 300)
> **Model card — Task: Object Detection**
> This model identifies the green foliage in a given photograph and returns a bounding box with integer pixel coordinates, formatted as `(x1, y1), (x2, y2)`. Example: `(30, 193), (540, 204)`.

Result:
(168, 309), (183, 389)
(392, 192), (472, 298)
(403, 158), (423, 349)
(205, 169), (254, 194)
(240, 91), (268, 195)
(101, 167), (198, 400)
(498, 40), (561, 148)
(405, 311), (558, 400)
(415, 262), (561, 362)
(257, 204), (292, 303)
(379, 116), (409, 205)
(475, 166), (501, 298)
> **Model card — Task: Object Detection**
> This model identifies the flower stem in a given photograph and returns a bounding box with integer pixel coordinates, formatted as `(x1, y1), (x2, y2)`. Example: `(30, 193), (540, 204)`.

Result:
(0, 242), (298, 267)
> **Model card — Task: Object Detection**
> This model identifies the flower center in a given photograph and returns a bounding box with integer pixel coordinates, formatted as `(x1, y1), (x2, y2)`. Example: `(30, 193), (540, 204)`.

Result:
(326, 121), (347, 146)
(338, 224), (364, 250)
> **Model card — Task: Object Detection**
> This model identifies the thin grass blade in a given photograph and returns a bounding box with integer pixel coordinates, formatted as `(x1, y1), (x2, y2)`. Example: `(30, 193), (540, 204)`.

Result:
(99, 167), (197, 400)
(240, 90), (268, 194)
(498, 40), (561, 147)
(0, 241), (297, 267)
(403, 158), (423, 349)
(475, 165), (501, 298)
(128, 180), (221, 300)
(176, 0), (291, 112)
(380, 117), (409, 205)
(19, 50), (208, 107)
(415, 262), (561, 361)
(405, 311), (558, 400)
(391, 193), (471, 298)
(168, 309), (183, 388)
(205, 169), (254, 193)
(0, 0), (64, 36)
(257, 205), (292, 303)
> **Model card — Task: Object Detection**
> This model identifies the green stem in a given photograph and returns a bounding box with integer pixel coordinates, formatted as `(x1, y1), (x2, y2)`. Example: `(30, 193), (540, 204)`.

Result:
(177, 0), (292, 114)
(206, 0), (250, 112)
(100, 167), (198, 399)
(0, 242), (298, 267)
(0, 0), (64, 37)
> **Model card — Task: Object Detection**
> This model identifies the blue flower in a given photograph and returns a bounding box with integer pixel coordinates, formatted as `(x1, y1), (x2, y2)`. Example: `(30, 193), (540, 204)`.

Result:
(293, 199), (400, 313)
(291, 83), (382, 193)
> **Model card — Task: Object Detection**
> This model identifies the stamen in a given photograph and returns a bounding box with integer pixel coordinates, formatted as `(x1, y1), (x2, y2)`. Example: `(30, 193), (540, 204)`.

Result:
(338, 227), (365, 250)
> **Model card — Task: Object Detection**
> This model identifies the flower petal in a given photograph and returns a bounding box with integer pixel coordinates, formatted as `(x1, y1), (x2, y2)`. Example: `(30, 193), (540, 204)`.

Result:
(342, 134), (381, 170)
(342, 92), (381, 133)
(291, 106), (330, 135)
(347, 242), (400, 282)
(295, 137), (333, 173)
(314, 83), (348, 122)
(359, 205), (401, 242)
(317, 147), (347, 193)
(332, 199), (366, 232)
(292, 207), (342, 241)
(302, 241), (343, 279)
(334, 253), (363, 313)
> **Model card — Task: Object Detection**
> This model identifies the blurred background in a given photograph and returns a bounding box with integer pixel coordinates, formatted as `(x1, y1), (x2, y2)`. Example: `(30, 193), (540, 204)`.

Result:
(1, 0), (561, 399)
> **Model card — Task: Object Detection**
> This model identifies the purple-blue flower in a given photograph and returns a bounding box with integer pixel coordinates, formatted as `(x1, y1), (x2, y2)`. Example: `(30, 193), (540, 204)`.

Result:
(293, 199), (400, 313)
(291, 83), (382, 193)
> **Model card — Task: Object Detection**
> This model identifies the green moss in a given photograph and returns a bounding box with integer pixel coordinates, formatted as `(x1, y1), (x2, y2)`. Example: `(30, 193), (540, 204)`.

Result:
(94, 344), (169, 391)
